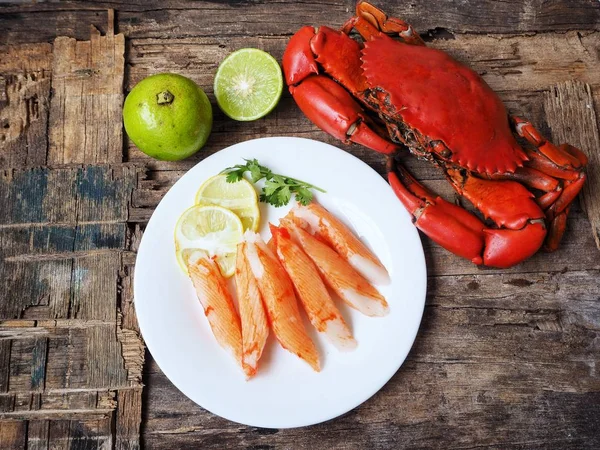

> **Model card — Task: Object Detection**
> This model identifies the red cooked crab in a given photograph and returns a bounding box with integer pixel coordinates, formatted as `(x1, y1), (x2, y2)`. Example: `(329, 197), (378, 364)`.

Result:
(282, 1), (587, 268)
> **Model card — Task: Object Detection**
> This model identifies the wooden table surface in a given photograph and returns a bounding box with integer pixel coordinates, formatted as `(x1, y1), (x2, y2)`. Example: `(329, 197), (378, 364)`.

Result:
(1, 1), (600, 448)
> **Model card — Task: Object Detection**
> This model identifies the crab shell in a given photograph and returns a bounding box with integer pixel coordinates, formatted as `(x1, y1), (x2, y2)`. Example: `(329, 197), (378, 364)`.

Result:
(360, 34), (528, 174)
(307, 26), (528, 174)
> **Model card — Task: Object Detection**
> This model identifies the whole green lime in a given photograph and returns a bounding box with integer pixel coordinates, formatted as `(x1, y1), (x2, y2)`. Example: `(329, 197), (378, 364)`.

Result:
(123, 73), (213, 161)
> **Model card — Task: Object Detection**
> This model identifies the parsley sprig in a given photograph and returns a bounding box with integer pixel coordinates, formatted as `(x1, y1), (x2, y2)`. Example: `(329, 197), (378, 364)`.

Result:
(221, 159), (325, 207)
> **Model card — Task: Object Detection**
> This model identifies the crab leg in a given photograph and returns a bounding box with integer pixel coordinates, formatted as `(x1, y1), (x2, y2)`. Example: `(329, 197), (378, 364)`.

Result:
(524, 149), (580, 181)
(545, 207), (570, 251)
(343, 1), (425, 46)
(513, 116), (584, 169)
(387, 160), (485, 265)
(512, 116), (587, 249)
(488, 167), (559, 192)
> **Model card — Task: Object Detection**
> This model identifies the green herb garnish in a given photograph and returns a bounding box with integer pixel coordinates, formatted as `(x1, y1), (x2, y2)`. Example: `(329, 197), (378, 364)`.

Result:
(222, 159), (325, 207)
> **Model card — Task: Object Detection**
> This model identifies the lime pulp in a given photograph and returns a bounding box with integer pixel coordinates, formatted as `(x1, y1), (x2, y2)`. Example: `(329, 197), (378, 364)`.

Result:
(214, 48), (283, 121)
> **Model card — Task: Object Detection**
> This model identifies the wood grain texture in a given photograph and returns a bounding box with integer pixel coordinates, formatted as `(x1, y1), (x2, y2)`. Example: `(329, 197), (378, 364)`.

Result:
(0, 44), (52, 168)
(544, 81), (600, 249)
(48, 24), (125, 165)
(0, 0), (599, 45)
(0, 23), (143, 450)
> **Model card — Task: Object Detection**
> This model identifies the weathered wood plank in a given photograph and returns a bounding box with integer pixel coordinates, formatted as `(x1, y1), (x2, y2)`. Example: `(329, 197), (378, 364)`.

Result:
(1, 0), (599, 45)
(115, 388), (143, 450)
(47, 420), (70, 450)
(0, 166), (138, 226)
(0, 420), (26, 450)
(26, 420), (49, 450)
(118, 269), (144, 384)
(0, 15), (143, 444)
(48, 25), (125, 165)
(86, 324), (128, 388)
(65, 418), (113, 449)
(0, 165), (142, 445)
(0, 44), (52, 168)
(143, 366), (600, 449)
(544, 81), (600, 249)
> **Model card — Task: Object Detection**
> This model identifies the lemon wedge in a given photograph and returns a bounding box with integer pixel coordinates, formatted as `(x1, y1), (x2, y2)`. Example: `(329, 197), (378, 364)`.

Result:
(195, 174), (260, 232)
(174, 205), (244, 277)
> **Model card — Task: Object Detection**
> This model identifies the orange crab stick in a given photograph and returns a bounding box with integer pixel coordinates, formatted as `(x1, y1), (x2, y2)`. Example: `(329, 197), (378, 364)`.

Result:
(288, 202), (390, 285)
(187, 251), (243, 370)
(235, 242), (269, 379)
(270, 224), (357, 352)
(244, 231), (320, 372)
(283, 219), (389, 317)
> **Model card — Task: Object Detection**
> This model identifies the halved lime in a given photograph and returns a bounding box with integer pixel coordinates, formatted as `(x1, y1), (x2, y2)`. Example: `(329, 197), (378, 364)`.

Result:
(214, 48), (283, 121)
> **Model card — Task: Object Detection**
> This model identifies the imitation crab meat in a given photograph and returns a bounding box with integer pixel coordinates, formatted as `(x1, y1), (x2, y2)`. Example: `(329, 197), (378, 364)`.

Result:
(282, 1), (588, 268)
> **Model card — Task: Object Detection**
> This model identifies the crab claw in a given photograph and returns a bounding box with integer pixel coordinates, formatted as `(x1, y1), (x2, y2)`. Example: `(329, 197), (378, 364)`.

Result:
(389, 160), (548, 268)
(283, 25), (398, 154)
(282, 26), (320, 86)
(483, 221), (546, 268)
(388, 160), (485, 265)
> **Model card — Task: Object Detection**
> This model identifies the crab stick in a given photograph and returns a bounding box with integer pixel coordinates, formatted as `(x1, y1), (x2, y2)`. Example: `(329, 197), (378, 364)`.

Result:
(188, 251), (243, 370)
(235, 242), (269, 378)
(283, 219), (389, 317)
(271, 224), (357, 352)
(288, 202), (390, 285)
(244, 232), (320, 372)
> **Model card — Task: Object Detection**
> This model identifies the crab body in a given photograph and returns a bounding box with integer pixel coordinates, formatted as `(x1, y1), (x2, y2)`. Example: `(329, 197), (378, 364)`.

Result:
(282, 2), (587, 268)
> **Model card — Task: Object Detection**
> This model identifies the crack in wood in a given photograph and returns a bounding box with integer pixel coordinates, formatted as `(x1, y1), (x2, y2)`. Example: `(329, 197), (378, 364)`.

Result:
(4, 249), (136, 263)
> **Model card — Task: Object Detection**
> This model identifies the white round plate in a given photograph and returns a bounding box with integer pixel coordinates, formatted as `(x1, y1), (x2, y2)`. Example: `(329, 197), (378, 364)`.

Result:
(134, 137), (426, 429)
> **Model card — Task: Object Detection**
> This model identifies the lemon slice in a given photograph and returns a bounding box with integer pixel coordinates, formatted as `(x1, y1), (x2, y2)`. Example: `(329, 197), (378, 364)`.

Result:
(174, 205), (244, 277)
(195, 174), (260, 232)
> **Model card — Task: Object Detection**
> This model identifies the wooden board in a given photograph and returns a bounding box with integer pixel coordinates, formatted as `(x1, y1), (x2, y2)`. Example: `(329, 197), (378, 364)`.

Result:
(48, 22), (125, 165)
(544, 81), (600, 249)
(0, 22), (144, 450)
(1, 1), (600, 449)
(0, 44), (52, 168)
(1, 0), (599, 43)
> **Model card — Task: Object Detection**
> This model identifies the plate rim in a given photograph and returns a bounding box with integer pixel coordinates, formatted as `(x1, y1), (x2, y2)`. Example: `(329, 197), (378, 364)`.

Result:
(134, 136), (427, 428)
